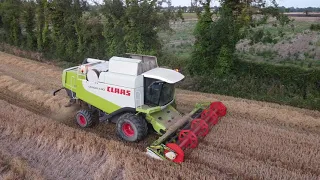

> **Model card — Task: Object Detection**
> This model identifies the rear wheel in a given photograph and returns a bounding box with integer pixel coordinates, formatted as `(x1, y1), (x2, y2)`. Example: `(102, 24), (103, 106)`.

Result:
(75, 109), (97, 128)
(116, 113), (148, 142)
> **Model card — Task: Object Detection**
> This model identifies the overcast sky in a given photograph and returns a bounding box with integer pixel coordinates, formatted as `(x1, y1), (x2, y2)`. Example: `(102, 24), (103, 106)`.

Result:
(171, 0), (319, 8)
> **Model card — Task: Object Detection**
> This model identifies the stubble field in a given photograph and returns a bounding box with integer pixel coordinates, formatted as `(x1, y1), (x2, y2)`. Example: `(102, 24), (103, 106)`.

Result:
(0, 52), (319, 180)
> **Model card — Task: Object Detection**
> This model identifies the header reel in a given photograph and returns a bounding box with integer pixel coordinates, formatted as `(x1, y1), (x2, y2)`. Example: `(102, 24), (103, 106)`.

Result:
(146, 102), (227, 163)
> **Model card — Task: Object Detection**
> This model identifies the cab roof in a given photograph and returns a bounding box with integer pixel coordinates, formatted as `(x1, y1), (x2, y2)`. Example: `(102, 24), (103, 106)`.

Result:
(142, 68), (185, 84)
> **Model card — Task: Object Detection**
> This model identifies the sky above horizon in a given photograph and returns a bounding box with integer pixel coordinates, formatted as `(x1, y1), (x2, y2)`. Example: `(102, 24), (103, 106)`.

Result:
(172, 0), (319, 8)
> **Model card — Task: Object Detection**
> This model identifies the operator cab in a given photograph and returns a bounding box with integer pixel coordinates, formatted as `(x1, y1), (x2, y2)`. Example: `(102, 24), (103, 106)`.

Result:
(144, 78), (175, 107)
(142, 67), (184, 107)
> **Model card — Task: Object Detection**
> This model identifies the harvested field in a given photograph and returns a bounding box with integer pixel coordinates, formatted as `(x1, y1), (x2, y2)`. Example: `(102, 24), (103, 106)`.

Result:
(0, 149), (44, 180)
(291, 16), (320, 22)
(0, 51), (320, 179)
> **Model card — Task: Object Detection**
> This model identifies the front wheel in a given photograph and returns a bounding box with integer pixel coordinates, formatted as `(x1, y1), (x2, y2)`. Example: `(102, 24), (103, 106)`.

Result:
(116, 113), (148, 142)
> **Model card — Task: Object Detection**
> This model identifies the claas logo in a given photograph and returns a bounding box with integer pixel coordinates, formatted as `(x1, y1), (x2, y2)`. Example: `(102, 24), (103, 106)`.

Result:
(107, 86), (131, 96)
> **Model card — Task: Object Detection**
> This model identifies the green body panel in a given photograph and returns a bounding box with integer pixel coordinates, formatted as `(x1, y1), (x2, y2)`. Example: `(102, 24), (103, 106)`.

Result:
(62, 68), (85, 91)
(75, 79), (121, 114)
(62, 67), (121, 114)
(136, 105), (166, 134)
(145, 114), (167, 134)
(61, 67), (187, 134)
(136, 105), (161, 114)
(145, 105), (183, 134)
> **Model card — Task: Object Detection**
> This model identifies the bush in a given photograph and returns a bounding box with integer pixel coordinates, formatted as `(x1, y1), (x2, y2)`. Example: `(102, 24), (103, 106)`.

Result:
(256, 50), (277, 59)
(158, 51), (189, 70)
(310, 24), (320, 31)
(214, 45), (233, 76)
(189, 3), (238, 76)
(179, 60), (320, 110)
(248, 30), (277, 45)
(262, 31), (277, 44)
(249, 29), (264, 44)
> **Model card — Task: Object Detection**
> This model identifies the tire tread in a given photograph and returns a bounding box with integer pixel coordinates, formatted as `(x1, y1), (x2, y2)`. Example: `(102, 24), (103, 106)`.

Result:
(117, 113), (148, 142)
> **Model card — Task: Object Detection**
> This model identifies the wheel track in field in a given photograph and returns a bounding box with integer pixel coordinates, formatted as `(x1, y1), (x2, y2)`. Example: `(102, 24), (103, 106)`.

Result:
(0, 74), (68, 112)
(0, 52), (62, 78)
(0, 52), (62, 94)
(0, 90), (48, 117)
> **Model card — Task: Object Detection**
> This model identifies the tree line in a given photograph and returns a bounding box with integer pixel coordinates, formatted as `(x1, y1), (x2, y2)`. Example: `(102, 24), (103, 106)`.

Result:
(284, 7), (320, 13)
(160, 3), (320, 14)
(0, 0), (180, 63)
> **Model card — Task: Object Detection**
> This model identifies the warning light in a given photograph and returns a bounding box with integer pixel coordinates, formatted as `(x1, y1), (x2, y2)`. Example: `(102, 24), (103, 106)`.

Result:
(174, 69), (180, 72)
(80, 65), (87, 74)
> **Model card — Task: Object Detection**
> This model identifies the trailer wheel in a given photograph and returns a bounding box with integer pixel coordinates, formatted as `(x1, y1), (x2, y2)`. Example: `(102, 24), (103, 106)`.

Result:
(116, 113), (148, 142)
(76, 109), (97, 128)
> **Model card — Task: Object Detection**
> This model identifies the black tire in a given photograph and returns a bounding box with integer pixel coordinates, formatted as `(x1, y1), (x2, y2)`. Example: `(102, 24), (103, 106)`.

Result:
(75, 109), (97, 128)
(116, 113), (148, 142)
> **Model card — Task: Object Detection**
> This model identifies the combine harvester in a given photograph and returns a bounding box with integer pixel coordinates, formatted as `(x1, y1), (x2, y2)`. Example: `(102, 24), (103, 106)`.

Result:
(54, 54), (227, 163)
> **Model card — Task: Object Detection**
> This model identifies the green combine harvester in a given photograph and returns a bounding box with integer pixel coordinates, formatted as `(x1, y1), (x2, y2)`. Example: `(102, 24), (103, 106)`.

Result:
(54, 54), (227, 163)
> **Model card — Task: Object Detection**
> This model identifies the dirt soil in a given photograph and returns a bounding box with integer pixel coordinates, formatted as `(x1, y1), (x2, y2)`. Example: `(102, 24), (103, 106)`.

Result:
(0, 51), (320, 180)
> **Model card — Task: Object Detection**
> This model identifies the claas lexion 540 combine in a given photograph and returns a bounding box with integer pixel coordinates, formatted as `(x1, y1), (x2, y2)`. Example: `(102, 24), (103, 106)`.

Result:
(53, 54), (227, 163)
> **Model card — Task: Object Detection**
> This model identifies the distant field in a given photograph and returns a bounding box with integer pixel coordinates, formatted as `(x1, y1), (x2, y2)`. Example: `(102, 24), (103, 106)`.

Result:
(161, 15), (320, 69)
(285, 12), (320, 17)
(291, 16), (320, 22)
(182, 13), (198, 20)
(183, 12), (320, 20)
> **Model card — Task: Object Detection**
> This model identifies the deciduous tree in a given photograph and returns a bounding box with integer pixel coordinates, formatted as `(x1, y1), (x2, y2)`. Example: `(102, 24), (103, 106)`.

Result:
(0, 0), (22, 46)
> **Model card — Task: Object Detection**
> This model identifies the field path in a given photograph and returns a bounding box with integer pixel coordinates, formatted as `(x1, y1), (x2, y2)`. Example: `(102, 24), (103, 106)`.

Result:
(0, 51), (320, 179)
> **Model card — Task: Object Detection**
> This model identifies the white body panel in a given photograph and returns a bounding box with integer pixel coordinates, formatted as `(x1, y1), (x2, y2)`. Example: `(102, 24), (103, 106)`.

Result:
(86, 58), (106, 63)
(142, 68), (185, 84)
(80, 61), (109, 74)
(134, 87), (144, 107)
(87, 70), (100, 82)
(109, 57), (141, 76)
(80, 55), (183, 108)
(83, 63), (144, 108)
(90, 62), (109, 71)
(101, 73), (144, 89)
(83, 81), (138, 108)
